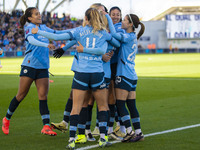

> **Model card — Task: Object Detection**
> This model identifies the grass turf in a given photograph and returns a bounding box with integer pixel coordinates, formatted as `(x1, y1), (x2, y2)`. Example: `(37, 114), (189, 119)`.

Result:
(0, 53), (200, 150)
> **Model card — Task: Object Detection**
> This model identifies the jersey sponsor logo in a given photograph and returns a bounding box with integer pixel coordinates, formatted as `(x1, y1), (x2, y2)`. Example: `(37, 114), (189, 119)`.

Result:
(37, 35), (48, 40)
(79, 55), (101, 61)
(23, 69), (28, 74)
(115, 76), (121, 84)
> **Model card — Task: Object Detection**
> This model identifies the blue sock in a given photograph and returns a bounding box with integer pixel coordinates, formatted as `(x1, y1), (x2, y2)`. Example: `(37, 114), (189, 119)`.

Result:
(69, 115), (79, 138)
(106, 110), (110, 136)
(63, 98), (72, 123)
(126, 99), (141, 130)
(39, 100), (50, 125)
(115, 106), (119, 123)
(6, 96), (20, 120)
(78, 107), (87, 135)
(98, 111), (108, 136)
(86, 104), (93, 130)
(108, 104), (115, 128)
(116, 100), (131, 129)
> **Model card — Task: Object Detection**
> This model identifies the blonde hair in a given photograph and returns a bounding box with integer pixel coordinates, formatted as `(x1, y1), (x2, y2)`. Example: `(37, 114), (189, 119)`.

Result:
(90, 3), (109, 31)
(83, 8), (107, 33)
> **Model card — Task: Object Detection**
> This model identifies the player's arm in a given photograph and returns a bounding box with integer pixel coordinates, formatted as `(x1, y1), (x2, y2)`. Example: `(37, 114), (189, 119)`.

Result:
(104, 14), (124, 41)
(77, 41), (108, 55)
(32, 26), (72, 41)
(62, 40), (77, 51)
(45, 26), (72, 34)
(27, 36), (55, 49)
(107, 37), (120, 48)
(53, 40), (76, 58)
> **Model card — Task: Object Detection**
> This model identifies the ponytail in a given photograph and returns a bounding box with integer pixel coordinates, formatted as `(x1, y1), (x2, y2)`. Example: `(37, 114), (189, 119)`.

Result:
(19, 14), (26, 29)
(84, 8), (107, 33)
(19, 7), (36, 34)
(127, 14), (145, 39)
(137, 22), (145, 40)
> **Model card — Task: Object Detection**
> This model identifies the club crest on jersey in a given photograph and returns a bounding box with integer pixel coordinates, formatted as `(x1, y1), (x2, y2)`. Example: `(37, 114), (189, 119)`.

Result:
(23, 69), (28, 74)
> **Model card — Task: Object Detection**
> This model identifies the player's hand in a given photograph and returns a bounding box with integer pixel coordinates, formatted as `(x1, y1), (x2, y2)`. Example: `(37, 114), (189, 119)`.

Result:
(76, 41), (84, 53)
(48, 44), (55, 50)
(31, 26), (39, 34)
(108, 51), (114, 57)
(102, 52), (112, 62)
(53, 48), (65, 58)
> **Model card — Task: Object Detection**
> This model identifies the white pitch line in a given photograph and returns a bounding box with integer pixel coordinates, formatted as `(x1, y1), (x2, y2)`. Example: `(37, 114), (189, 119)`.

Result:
(76, 123), (200, 150)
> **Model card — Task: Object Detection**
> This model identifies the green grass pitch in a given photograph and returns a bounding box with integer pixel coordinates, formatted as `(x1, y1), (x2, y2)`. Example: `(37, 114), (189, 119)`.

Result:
(0, 53), (200, 150)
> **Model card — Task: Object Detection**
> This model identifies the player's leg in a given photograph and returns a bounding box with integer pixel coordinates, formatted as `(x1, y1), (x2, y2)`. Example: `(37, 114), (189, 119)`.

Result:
(85, 92), (96, 141)
(35, 76), (57, 136)
(2, 66), (34, 135)
(115, 76), (135, 142)
(126, 81), (144, 142)
(51, 90), (73, 132)
(67, 72), (89, 149)
(75, 91), (90, 144)
(91, 73), (111, 147)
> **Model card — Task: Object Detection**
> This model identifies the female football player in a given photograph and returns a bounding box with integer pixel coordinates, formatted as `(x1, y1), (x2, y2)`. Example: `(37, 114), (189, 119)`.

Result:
(2, 7), (57, 136)
(105, 11), (145, 142)
(31, 8), (116, 149)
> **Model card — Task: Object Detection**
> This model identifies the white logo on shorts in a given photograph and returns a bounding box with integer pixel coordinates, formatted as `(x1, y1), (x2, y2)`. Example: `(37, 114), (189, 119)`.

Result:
(23, 69), (28, 74)
(115, 76), (121, 84)
(100, 83), (106, 88)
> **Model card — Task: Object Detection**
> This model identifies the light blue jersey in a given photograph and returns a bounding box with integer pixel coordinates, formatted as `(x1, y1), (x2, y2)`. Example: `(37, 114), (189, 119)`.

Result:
(22, 23), (52, 69)
(103, 44), (116, 78)
(111, 22), (124, 64)
(62, 37), (119, 79)
(70, 25), (111, 73)
(106, 14), (138, 80)
(36, 25), (119, 74)
(116, 32), (138, 80)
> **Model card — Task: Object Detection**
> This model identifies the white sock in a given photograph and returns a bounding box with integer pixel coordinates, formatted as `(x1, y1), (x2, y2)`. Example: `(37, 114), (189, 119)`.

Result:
(69, 137), (75, 142)
(62, 120), (68, 127)
(120, 125), (126, 134)
(135, 129), (142, 135)
(126, 127), (133, 134)
(108, 127), (113, 134)
(100, 133), (105, 140)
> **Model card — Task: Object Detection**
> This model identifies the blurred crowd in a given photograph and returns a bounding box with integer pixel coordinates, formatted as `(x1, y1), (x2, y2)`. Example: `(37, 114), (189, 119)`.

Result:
(0, 10), (83, 52)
